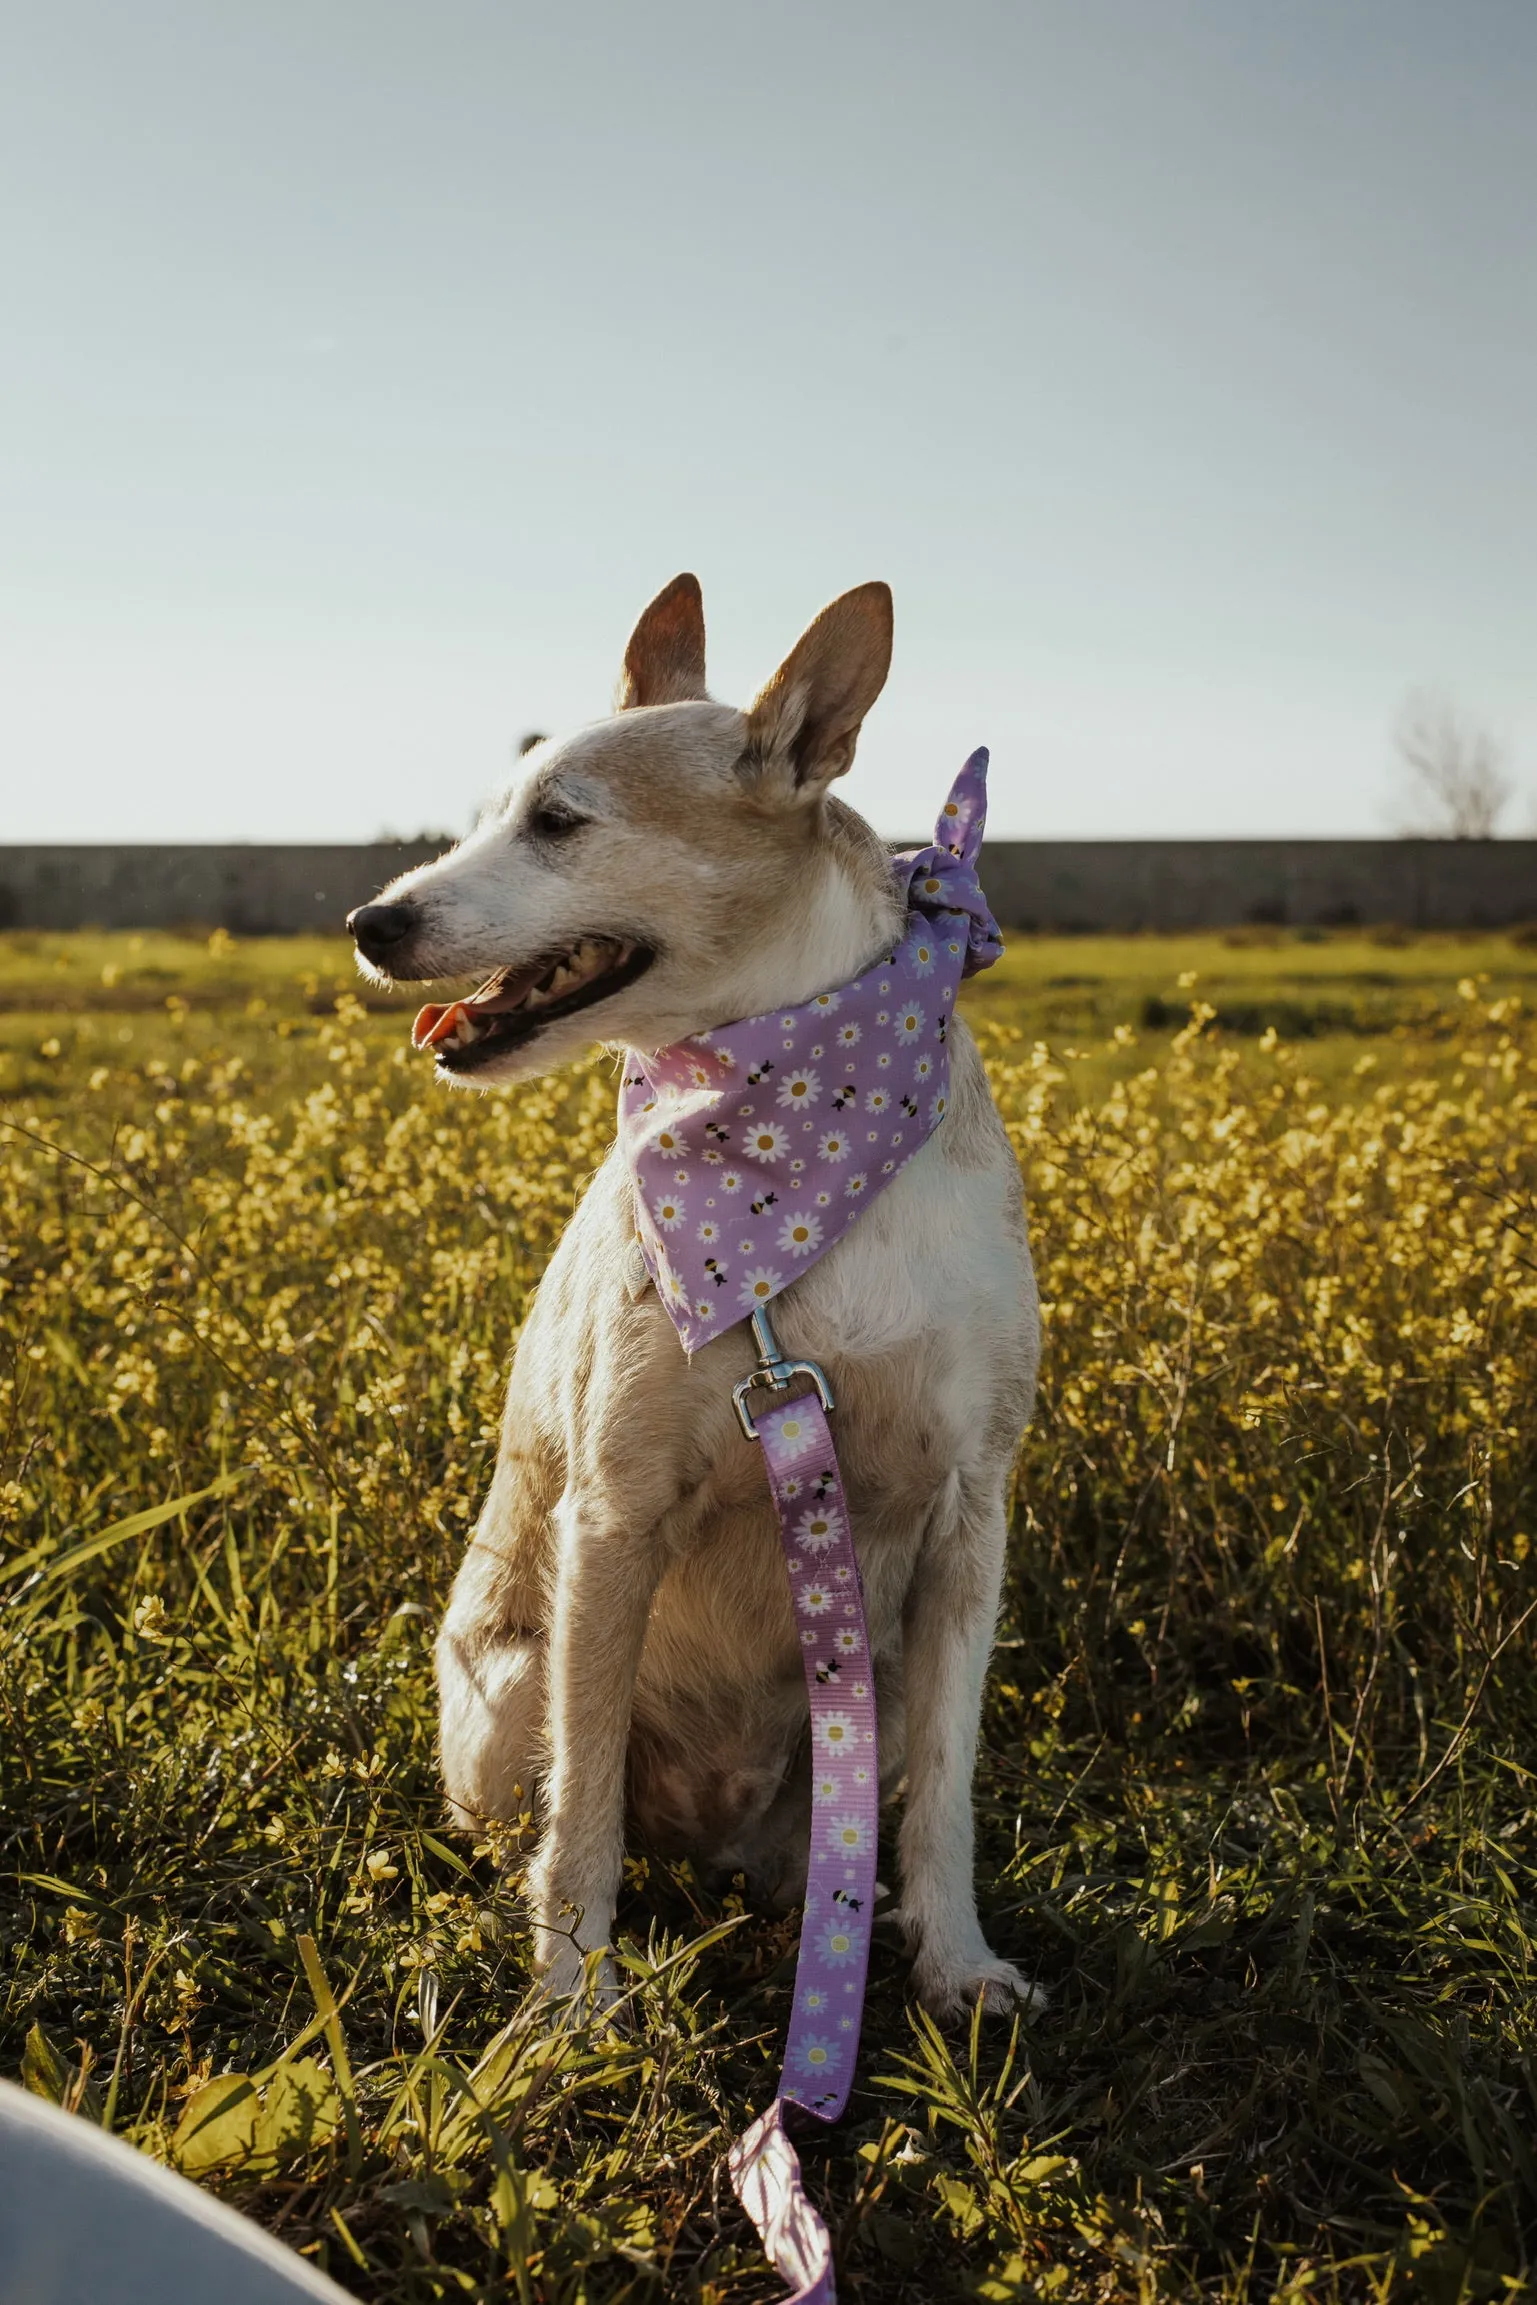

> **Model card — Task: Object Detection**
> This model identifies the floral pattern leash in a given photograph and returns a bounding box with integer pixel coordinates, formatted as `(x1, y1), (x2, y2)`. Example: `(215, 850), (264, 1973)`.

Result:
(727, 1387), (878, 2304)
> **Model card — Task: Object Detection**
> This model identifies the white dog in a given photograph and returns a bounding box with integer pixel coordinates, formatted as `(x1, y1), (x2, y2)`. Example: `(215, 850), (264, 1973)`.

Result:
(349, 577), (1041, 2017)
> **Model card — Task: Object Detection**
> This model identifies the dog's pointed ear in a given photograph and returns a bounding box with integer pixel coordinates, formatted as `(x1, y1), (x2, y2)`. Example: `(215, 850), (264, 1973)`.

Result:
(617, 573), (708, 709)
(745, 582), (893, 793)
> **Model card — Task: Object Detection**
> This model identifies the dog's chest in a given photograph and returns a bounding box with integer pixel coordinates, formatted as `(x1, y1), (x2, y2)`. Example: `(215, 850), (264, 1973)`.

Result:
(777, 1130), (1034, 1431)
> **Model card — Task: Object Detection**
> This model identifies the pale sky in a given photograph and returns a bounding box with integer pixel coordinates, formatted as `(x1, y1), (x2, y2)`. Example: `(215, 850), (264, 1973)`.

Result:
(2, 1), (1533, 842)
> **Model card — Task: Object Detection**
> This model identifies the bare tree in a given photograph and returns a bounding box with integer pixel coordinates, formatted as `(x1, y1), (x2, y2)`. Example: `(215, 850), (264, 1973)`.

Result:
(1394, 689), (1512, 839)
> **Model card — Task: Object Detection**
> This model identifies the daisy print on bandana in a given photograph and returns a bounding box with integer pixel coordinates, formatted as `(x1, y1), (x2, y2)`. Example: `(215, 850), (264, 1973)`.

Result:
(618, 751), (1001, 1355)
(743, 1120), (789, 1164)
(777, 1212), (823, 1259)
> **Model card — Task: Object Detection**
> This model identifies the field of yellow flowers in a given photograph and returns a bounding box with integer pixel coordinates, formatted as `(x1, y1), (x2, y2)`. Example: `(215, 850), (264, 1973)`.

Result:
(3, 926), (1536, 2303)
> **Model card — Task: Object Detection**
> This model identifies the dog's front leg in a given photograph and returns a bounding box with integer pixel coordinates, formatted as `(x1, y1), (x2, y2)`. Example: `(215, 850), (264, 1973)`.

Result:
(898, 1473), (1042, 2020)
(525, 1489), (663, 2012)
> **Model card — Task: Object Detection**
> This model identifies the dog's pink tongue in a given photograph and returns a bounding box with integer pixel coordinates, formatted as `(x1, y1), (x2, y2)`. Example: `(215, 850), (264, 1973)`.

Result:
(412, 1001), (467, 1051)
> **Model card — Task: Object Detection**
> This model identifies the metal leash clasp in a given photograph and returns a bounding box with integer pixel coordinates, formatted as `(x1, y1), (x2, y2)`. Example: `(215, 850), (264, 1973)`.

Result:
(732, 1305), (835, 1443)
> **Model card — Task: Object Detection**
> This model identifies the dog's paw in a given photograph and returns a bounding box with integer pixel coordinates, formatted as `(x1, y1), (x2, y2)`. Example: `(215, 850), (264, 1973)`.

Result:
(912, 1949), (1047, 2024)
(536, 1938), (623, 2024)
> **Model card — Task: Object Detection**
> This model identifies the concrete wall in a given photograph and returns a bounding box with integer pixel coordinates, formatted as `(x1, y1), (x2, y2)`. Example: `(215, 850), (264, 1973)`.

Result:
(978, 838), (1537, 932)
(1, 838), (1534, 936)
(0, 844), (446, 937)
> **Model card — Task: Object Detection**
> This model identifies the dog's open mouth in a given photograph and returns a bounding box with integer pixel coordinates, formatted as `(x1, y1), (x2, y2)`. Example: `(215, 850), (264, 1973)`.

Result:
(412, 936), (654, 1072)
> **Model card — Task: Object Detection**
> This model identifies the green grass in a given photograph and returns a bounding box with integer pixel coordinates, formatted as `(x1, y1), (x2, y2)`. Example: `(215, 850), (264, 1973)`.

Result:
(3, 930), (1536, 2301)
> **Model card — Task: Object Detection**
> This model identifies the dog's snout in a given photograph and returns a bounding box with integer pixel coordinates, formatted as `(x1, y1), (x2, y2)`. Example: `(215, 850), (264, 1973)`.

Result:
(348, 901), (417, 965)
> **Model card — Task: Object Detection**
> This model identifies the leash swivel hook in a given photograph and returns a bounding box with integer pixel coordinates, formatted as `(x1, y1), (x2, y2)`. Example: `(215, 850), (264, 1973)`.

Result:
(732, 1304), (835, 1443)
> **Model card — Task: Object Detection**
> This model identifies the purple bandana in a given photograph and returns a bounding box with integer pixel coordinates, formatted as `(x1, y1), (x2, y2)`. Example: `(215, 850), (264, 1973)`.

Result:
(620, 750), (1002, 1349)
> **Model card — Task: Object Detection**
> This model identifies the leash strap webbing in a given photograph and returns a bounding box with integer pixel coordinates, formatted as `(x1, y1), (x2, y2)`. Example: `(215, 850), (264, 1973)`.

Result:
(727, 1390), (878, 2304)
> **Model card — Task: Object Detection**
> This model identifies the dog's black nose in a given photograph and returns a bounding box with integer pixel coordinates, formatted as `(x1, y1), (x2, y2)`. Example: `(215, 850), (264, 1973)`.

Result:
(347, 901), (416, 962)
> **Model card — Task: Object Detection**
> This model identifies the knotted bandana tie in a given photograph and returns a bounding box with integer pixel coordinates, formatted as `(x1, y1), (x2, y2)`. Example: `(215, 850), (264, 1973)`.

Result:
(618, 753), (1003, 2303)
(619, 749), (1002, 1350)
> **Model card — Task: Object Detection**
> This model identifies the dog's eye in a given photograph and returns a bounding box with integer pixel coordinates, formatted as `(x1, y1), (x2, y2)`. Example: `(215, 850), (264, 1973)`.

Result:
(528, 803), (586, 843)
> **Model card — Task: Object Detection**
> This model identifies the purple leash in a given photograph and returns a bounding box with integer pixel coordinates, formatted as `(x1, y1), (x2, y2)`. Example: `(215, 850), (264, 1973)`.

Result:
(727, 1312), (878, 2304)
